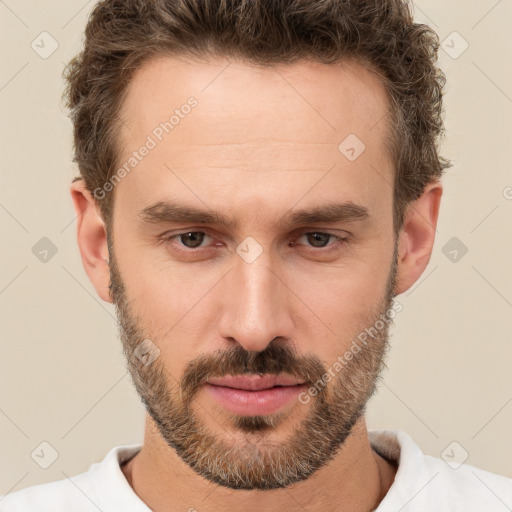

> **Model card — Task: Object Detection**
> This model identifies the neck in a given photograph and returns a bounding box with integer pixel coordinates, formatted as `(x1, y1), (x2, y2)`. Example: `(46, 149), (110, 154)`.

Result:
(121, 415), (397, 512)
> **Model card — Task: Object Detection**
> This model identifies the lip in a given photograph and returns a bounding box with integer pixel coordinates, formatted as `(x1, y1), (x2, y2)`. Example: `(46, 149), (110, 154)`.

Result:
(207, 374), (306, 390)
(204, 374), (308, 416)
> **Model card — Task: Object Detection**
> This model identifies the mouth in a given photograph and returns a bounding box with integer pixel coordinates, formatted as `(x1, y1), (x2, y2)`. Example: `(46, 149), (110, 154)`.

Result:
(204, 374), (308, 416)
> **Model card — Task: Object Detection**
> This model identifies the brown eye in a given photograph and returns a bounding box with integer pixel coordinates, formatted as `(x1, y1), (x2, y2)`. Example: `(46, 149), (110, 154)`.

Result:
(176, 232), (208, 248)
(296, 232), (349, 249)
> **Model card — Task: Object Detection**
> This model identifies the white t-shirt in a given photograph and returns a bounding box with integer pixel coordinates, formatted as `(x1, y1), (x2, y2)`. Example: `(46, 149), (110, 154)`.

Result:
(1, 429), (511, 511)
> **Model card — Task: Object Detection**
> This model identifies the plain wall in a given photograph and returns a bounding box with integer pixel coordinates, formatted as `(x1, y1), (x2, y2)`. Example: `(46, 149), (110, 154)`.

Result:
(1, 0), (511, 495)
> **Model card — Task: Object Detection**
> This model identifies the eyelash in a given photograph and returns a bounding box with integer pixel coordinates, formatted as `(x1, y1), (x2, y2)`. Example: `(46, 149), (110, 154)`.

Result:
(161, 230), (351, 253)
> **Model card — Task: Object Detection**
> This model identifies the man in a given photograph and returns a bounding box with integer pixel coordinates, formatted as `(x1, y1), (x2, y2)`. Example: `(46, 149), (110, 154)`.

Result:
(2, 0), (511, 510)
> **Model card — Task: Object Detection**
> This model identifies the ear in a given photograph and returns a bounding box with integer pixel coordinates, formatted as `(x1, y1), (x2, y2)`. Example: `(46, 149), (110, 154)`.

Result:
(394, 181), (443, 295)
(70, 179), (112, 303)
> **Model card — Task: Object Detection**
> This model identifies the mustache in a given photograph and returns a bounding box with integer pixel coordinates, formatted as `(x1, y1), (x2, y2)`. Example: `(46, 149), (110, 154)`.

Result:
(179, 339), (327, 404)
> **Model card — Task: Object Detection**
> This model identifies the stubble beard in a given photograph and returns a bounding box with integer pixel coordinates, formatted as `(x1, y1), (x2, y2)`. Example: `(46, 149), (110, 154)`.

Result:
(108, 235), (398, 490)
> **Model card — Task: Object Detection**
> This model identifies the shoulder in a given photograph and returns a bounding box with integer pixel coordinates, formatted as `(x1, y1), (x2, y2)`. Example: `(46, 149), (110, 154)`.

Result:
(0, 472), (95, 512)
(370, 429), (512, 512)
(0, 444), (142, 512)
(422, 452), (512, 509)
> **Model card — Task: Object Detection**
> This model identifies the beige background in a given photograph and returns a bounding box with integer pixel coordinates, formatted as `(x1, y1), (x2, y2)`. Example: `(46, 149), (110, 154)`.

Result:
(1, 0), (511, 497)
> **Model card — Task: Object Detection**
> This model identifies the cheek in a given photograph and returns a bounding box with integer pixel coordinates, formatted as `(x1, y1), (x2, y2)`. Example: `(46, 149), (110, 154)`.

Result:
(118, 258), (225, 369)
(285, 251), (392, 353)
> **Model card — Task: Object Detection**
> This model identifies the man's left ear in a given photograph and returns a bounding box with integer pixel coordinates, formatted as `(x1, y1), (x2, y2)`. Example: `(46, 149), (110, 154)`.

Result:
(394, 181), (443, 295)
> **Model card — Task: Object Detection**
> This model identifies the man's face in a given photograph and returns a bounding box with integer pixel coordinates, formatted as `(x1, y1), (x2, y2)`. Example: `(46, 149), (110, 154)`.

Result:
(108, 56), (398, 490)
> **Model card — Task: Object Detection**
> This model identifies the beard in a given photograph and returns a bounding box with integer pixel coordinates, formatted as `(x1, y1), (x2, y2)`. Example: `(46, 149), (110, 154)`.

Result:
(108, 235), (398, 491)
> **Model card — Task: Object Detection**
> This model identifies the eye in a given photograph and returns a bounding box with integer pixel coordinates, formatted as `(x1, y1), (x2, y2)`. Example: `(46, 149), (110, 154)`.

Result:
(293, 231), (350, 250)
(161, 230), (350, 254)
(166, 231), (213, 249)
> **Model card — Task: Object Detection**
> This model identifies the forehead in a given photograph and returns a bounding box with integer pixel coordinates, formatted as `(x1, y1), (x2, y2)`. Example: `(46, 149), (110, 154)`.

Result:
(120, 54), (390, 145)
(115, 55), (393, 219)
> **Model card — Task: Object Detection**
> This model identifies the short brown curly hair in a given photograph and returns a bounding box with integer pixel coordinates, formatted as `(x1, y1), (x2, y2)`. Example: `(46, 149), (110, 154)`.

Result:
(63, 0), (451, 234)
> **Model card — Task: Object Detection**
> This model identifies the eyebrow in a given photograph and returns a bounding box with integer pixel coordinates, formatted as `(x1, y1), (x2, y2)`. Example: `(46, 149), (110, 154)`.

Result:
(138, 200), (370, 229)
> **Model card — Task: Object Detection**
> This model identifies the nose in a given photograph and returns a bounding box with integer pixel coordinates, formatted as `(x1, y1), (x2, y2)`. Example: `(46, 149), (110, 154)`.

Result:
(218, 249), (294, 353)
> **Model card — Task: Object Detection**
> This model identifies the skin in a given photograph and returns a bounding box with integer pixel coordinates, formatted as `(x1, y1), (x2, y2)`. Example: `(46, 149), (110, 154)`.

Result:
(71, 55), (442, 511)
